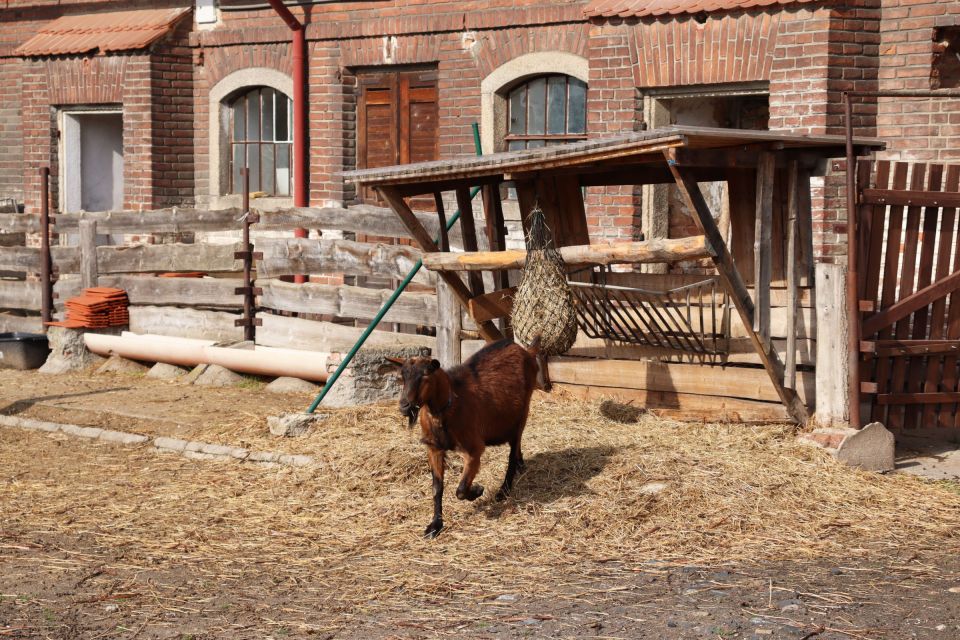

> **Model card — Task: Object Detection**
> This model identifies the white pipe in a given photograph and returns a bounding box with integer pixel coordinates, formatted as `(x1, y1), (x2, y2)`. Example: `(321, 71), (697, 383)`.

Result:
(84, 332), (334, 381)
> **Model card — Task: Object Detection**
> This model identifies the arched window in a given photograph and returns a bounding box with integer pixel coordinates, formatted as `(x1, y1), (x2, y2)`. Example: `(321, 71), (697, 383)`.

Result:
(229, 87), (293, 196)
(505, 74), (587, 151)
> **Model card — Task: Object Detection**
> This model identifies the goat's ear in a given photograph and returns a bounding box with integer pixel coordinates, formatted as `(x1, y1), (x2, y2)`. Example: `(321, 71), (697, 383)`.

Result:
(429, 359), (441, 372)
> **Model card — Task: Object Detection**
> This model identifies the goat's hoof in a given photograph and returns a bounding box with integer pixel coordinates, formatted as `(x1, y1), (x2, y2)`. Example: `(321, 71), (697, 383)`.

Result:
(424, 520), (443, 539)
(494, 488), (510, 502)
(457, 484), (484, 501)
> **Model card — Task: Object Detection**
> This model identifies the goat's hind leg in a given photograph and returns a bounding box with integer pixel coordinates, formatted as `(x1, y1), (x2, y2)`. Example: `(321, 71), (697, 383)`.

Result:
(495, 437), (523, 501)
(455, 449), (484, 501)
(424, 448), (446, 538)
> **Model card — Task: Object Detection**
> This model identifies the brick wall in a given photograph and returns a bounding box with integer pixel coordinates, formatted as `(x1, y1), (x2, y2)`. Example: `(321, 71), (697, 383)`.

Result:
(878, 0), (960, 162)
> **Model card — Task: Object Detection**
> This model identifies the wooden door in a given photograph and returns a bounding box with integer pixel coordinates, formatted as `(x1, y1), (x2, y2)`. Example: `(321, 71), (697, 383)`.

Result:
(858, 160), (960, 429)
(357, 68), (438, 205)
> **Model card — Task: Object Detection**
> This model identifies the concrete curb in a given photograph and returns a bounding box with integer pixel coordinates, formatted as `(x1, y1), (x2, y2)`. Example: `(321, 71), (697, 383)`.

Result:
(0, 414), (315, 468)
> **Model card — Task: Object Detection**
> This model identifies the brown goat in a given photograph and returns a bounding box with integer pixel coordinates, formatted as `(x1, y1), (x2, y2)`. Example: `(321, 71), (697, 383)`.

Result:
(389, 338), (548, 538)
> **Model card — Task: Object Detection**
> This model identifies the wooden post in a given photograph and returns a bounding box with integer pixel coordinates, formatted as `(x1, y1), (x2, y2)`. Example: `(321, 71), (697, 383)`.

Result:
(814, 262), (850, 427)
(234, 168), (262, 342)
(39, 167), (52, 329)
(785, 159), (799, 390)
(666, 151), (809, 425)
(436, 279), (461, 368)
(433, 192), (449, 253)
(79, 219), (99, 290)
(753, 152), (775, 347)
(377, 186), (504, 342)
(455, 187), (485, 297)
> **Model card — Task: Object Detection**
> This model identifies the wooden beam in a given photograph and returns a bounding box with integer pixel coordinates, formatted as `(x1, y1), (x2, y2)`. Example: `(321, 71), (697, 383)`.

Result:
(785, 159), (799, 389)
(256, 204), (462, 244)
(753, 151), (775, 345)
(378, 186), (503, 341)
(861, 189), (960, 209)
(549, 356), (813, 404)
(0, 214), (39, 234)
(436, 279), (461, 368)
(256, 312), (435, 352)
(128, 305), (243, 342)
(877, 392), (960, 406)
(862, 269), (960, 337)
(455, 187), (485, 297)
(552, 382), (791, 423)
(468, 287), (516, 323)
(79, 219), (98, 289)
(96, 242), (241, 274)
(666, 150), (809, 424)
(860, 340), (960, 357)
(256, 237), (434, 284)
(421, 236), (713, 271)
(257, 278), (436, 324)
(434, 193), (449, 252)
(99, 275), (241, 309)
(54, 208), (244, 234)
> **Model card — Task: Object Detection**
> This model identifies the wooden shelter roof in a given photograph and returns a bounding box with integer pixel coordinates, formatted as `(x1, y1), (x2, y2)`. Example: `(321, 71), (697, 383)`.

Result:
(343, 125), (884, 188)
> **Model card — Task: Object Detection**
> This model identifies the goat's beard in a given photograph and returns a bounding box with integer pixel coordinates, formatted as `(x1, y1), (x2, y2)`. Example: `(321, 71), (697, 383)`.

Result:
(403, 405), (420, 427)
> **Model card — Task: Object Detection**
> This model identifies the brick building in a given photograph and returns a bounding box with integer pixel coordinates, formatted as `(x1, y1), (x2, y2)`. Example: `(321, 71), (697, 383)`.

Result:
(0, 0), (957, 260)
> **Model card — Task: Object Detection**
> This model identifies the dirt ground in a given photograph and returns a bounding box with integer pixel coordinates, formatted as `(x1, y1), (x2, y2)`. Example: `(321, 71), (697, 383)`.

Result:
(2, 368), (960, 639)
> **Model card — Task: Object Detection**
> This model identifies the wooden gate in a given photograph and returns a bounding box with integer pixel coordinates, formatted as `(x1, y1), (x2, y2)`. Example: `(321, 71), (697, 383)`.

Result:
(858, 160), (960, 429)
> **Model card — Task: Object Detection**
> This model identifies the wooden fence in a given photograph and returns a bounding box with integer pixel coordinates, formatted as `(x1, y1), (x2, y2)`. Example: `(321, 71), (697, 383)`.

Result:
(0, 203), (461, 355)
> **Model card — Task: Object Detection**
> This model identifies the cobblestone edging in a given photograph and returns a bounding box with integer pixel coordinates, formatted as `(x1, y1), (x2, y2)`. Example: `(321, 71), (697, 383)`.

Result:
(0, 415), (314, 468)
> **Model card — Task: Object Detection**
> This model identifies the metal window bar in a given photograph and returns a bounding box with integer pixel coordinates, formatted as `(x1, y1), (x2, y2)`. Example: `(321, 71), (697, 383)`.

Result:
(568, 273), (731, 356)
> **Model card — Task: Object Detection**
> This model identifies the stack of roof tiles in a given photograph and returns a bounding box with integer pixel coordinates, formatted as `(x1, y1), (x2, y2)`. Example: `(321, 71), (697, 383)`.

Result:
(48, 287), (129, 329)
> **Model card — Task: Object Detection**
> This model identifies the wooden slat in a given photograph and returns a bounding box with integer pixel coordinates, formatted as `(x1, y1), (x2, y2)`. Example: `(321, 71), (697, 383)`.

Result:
(97, 275), (241, 309)
(96, 242), (241, 274)
(0, 280), (41, 310)
(870, 162), (909, 424)
(886, 164), (927, 429)
(128, 306), (243, 342)
(940, 166), (960, 427)
(878, 392), (960, 406)
(257, 278), (436, 325)
(421, 236), (713, 271)
(436, 280), (461, 368)
(548, 356), (813, 404)
(861, 188), (960, 208)
(0, 214), (40, 234)
(0, 313), (43, 333)
(862, 340), (960, 357)
(256, 312), (435, 352)
(54, 208), (244, 234)
(667, 154), (809, 424)
(906, 164), (944, 428)
(552, 383), (791, 423)
(753, 152), (774, 344)
(79, 219), (98, 289)
(862, 268), (960, 337)
(256, 205), (462, 243)
(255, 237), (433, 284)
(0, 246), (78, 274)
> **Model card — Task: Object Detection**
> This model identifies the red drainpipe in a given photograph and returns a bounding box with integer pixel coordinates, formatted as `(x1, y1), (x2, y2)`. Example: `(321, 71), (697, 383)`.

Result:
(266, 0), (308, 283)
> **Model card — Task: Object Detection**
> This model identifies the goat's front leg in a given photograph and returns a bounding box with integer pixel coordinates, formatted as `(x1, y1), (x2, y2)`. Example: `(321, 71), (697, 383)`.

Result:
(456, 449), (484, 501)
(425, 447), (445, 538)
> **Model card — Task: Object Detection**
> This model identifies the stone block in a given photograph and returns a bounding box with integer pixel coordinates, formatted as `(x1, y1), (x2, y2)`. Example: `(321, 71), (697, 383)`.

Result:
(192, 364), (248, 387)
(146, 362), (190, 380)
(322, 345), (430, 408)
(39, 327), (105, 374)
(835, 422), (896, 472)
(267, 412), (327, 437)
(265, 376), (318, 394)
(95, 355), (150, 376)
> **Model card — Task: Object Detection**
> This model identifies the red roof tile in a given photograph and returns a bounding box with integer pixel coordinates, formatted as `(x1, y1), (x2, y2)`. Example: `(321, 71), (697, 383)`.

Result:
(584, 0), (819, 18)
(14, 7), (190, 57)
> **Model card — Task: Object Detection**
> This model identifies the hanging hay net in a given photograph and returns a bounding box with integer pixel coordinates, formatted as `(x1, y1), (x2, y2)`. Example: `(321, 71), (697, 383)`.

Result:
(511, 203), (578, 355)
